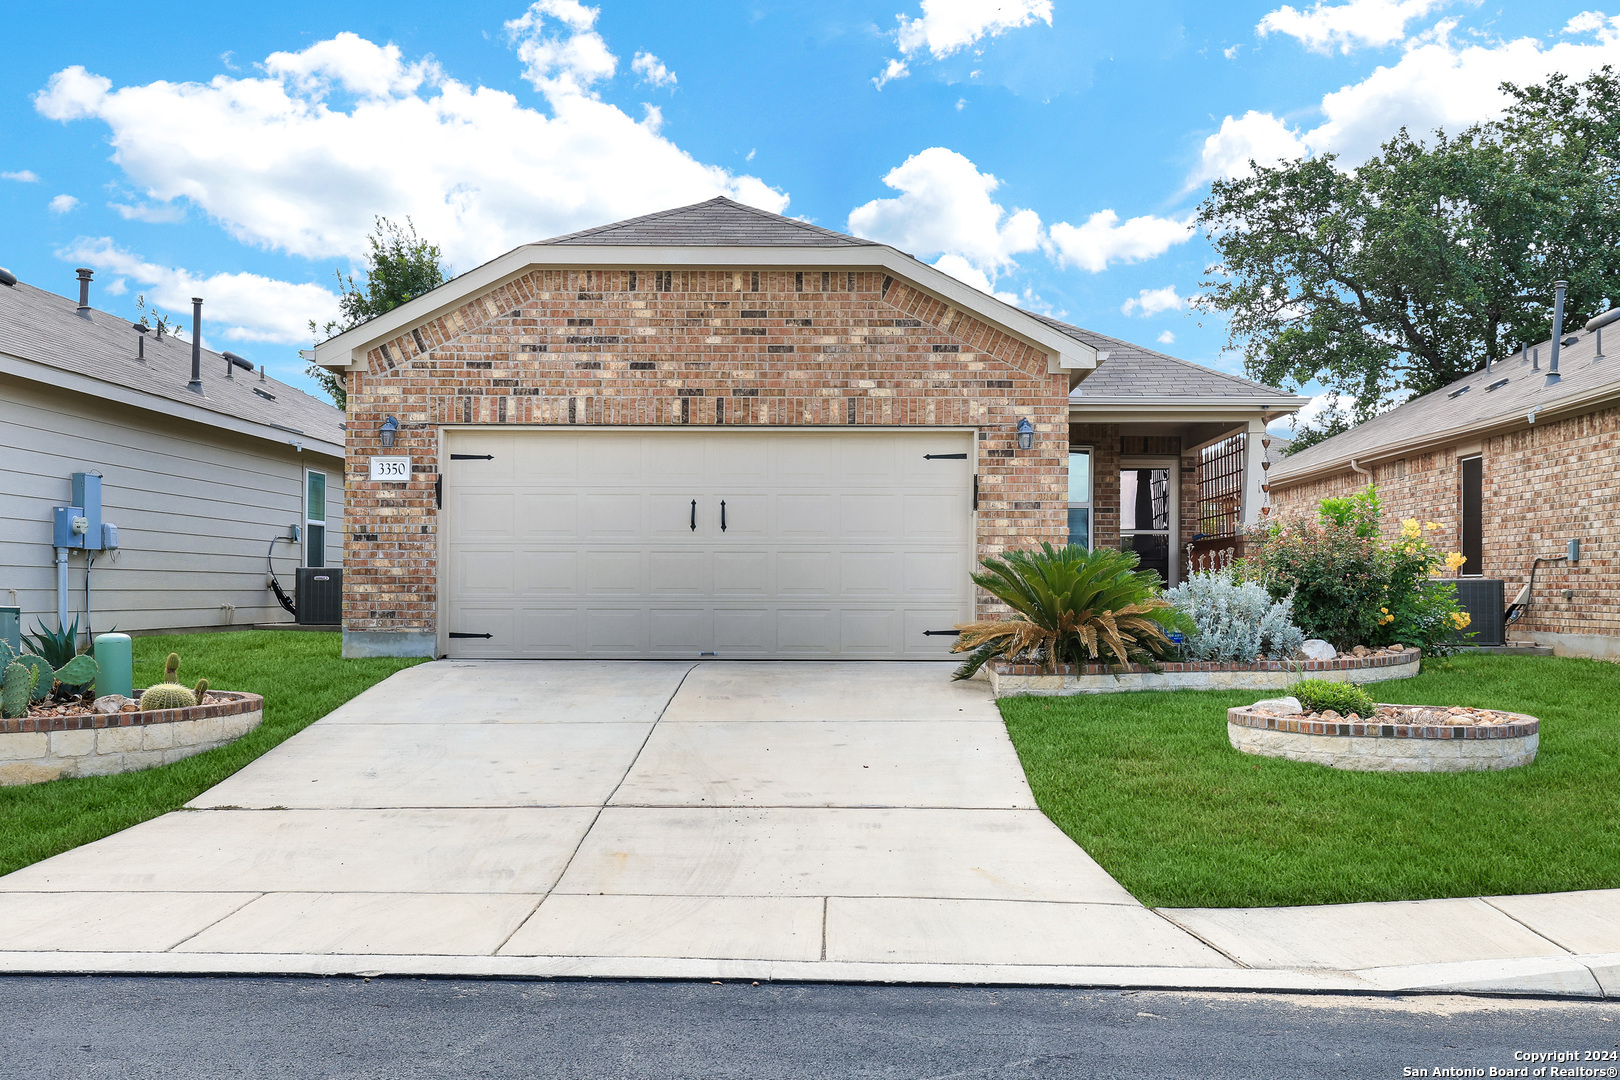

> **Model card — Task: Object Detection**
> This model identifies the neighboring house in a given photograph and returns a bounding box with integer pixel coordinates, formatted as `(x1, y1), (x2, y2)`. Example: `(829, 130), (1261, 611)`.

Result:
(0, 268), (346, 639)
(1270, 325), (1620, 658)
(314, 198), (1304, 660)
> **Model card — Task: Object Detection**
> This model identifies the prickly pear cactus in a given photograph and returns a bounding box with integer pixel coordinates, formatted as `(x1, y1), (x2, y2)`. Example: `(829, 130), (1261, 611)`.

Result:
(53, 654), (98, 694)
(14, 655), (52, 704)
(1, 662), (35, 719)
(139, 684), (197, 711)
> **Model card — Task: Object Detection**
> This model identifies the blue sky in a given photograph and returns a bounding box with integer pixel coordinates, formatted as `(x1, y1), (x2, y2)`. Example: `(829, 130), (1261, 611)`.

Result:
(3, 0), (1616, 429)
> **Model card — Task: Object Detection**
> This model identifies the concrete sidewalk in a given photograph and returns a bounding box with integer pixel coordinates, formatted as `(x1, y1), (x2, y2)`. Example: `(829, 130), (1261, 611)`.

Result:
(0, 661), (1615, 997)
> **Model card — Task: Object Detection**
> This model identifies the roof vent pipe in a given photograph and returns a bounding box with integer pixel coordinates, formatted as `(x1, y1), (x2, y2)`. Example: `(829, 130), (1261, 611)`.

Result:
(134, 322), (148, 362)
(188, 297), (203, 392)
(75, 268), (92, 315)
(1585, 307), (1620, 360)
(1548, 280), (1568, 383)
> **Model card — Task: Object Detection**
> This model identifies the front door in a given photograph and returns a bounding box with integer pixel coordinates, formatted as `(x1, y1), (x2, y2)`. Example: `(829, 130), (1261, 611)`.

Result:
(1120, 460), (1178, 585)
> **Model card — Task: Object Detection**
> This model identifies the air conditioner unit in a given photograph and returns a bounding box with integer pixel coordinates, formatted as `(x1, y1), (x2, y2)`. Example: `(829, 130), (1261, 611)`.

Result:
(295, 567), (342, 626)
(1450, 577), (1505, 647)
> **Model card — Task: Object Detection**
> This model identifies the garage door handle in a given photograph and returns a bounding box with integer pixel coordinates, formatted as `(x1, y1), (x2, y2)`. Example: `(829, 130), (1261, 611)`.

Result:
(690, 499), (696, 531)
(720, 500), (727, 531)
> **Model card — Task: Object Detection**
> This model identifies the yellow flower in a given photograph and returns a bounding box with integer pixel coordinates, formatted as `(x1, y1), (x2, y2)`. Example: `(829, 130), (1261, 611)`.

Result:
(1400, 519), (1421, 539)
(1450, 611), (1472, 629)
(1444, 552), (1467, 574)
(1425, 522), (1443, 532)
(1381, 607), (1389, 613)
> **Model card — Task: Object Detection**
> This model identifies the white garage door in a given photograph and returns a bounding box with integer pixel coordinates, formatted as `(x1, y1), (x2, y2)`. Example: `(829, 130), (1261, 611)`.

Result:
(441, 428), (974, 659)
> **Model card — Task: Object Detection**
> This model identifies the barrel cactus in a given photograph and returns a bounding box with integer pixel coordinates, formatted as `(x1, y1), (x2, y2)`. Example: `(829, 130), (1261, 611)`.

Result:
(1, 662), (36, 719)
(139, 652), (197, 711)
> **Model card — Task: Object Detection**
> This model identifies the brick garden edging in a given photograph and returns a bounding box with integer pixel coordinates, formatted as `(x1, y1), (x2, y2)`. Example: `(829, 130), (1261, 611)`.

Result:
(0, 692), (264, 786)
(986, 650), (1419, 697)
(1226, 704), (1540, 772)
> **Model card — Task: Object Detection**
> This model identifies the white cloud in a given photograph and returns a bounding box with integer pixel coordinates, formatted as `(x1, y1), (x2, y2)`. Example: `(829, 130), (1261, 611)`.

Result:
(104, 277), (128, 296)
(1287, 390), (1358, 430)
(631, 50), (676, 88)
(3, 169), (39, 182)
(1122, 285), (1184, 317)
(1223, 44), (1243, 59)
(61, 237), (340, 345)
(110, 200), (186, 223)
(1194, 14), (1620, 184)
(1193, 110), (1309, 184)
(48, 194), (78, 214)
(847, 148), (1041, 282)
(1258, 0), (1449, 54)
(878, 0), (1053, 84)
(1157, 330), (1176, 344)
(34, 25), (786, 270)
(1045, 209), (1194, 273)
(505, 0), (616, 97)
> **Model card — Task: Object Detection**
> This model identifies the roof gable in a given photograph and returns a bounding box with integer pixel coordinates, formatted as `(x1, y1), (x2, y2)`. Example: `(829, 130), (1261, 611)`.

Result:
(540, 197), (876, 248)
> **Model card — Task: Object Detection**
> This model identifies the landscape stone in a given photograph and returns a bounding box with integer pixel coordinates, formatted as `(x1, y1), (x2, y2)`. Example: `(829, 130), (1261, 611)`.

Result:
(92, 695), (131, 715)
(1300, 639), (1337, 661)
(1251, 696), (1303, 716)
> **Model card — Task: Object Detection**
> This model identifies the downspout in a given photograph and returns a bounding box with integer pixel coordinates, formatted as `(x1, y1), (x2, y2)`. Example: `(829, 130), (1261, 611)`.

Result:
(1349, 459), (1372, 480)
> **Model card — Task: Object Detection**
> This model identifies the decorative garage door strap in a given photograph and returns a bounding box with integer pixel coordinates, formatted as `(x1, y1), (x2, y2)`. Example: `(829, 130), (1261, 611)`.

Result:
(923, 629), (962, 636)
(450, 453), (494, 460)
(448, 632), (493, 639)
(923, 453), (968, 460)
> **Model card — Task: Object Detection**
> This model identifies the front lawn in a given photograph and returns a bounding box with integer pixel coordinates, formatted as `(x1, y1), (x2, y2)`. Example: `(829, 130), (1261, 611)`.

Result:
(1000, 654), (1620, 909)
(0, 630), (424, 877)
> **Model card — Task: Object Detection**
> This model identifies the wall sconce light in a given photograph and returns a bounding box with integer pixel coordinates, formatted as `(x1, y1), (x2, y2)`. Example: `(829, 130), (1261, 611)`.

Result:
(1016, 417), (1035, 451)
(380, 414), (400, 448)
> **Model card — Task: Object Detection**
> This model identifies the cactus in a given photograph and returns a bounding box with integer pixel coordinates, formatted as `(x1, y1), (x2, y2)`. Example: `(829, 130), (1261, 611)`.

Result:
(163, 652), (180, 683)
(192, 678), (209, 702)
(2, 662), (36, 719)
(14, 655), (52, 704)
(53, 654), (98, 693)
(139, 684), (197, 711)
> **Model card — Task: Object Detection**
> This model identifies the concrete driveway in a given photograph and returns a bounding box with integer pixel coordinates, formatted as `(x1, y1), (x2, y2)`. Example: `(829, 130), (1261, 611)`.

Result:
(0, 661), (1613, 996)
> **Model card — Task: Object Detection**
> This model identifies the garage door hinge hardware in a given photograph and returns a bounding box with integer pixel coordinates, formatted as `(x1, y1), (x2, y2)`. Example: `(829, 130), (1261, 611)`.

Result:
(448, 632), (492, 639)
(450, 454), (494, 460)
(690, 499), (696, 531)
(923, 453), (968, 460)
(973, 475), (979, 510)
(923, 629), (962, 637)
(720, 499), (727, 531)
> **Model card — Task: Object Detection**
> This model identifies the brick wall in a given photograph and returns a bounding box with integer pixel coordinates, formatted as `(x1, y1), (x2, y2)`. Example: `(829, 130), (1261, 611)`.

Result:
(1269, 406), (1620, 641)
(345, 267), (1071, 637)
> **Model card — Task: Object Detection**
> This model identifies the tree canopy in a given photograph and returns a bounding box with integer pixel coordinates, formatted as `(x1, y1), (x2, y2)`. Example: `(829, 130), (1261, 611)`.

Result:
(306, 216), (448, 408)
(1196, 68), (1620, 433)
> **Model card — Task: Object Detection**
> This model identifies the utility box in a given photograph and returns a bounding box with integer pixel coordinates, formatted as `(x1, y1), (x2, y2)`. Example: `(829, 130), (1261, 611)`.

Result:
(1451, 577), (1506, 647)
(295, 567), (343, 626)
(0, 607), (19, 659)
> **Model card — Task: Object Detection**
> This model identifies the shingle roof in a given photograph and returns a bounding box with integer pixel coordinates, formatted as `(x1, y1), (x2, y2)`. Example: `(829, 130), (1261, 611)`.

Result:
(540, 196), (878, 248)
(1271, 328), (1620, 483)
(0, 278), (343, 447)
(1034, 316), (1295, 402)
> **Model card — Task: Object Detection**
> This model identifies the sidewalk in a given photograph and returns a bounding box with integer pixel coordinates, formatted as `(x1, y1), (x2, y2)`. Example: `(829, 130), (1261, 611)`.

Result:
(0, 661), (1613, 997)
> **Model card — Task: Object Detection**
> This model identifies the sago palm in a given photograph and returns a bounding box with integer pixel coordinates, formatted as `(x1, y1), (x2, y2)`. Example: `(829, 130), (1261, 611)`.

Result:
(950, 543), (1186, 679)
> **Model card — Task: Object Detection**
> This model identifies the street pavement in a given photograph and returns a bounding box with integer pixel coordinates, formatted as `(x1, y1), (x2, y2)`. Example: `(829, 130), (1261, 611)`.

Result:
(2, 976), (1617, 1080)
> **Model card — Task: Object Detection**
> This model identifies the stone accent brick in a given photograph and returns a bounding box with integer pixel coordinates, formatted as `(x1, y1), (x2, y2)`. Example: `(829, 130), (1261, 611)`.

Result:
(345, 266), (1071, 634)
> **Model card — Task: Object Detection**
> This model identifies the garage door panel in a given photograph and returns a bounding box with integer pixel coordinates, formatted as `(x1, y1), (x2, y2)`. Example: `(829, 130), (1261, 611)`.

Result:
(444, 430), (973, 659)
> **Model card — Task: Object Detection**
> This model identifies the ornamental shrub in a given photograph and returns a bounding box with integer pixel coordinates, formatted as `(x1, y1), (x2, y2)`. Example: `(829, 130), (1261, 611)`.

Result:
(1243, 485), (1470, 654)
(1292, 678), (1378, 718)
(1165, 570), (1305, 663)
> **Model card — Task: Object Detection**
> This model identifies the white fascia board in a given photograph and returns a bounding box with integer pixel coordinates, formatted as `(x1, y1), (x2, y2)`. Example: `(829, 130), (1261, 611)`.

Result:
(0, 351), (344, 460)
(313, 244), (1097, 375)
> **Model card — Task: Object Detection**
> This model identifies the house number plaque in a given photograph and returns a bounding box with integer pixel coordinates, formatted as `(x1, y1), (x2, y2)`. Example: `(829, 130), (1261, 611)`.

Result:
(369, 456), (412, 481)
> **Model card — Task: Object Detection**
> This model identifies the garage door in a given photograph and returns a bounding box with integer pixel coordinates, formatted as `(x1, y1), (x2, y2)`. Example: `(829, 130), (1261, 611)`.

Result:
(441, 429), (974, 659)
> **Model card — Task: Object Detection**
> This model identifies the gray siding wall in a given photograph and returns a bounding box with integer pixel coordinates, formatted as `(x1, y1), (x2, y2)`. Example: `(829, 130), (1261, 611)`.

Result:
(1, 374), (344, 637)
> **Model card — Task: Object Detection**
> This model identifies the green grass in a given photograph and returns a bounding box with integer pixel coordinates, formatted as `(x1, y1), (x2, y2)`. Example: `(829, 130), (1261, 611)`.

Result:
(1000, 654), (1620, 908)
(0, 630), (424, 877)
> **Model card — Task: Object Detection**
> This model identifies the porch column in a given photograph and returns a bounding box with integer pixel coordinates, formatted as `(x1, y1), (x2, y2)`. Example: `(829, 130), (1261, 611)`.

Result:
(1239, 416), (1269, 526)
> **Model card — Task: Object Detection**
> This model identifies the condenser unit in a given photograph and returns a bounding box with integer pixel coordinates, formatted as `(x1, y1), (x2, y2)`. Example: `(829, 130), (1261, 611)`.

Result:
(295, 567), (342, 626)
(1450, 577), (1505, 647)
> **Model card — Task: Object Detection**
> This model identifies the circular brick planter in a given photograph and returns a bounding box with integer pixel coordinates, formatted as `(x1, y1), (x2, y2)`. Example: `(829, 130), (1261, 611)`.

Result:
(0, 691), (264, 786)
(987, 649), (1419, 697)
(1226, 703), (1539, 772)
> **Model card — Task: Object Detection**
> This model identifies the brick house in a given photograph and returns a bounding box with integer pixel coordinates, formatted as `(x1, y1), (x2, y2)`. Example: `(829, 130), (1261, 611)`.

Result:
(314, 198), (1305, 659)
(1269, 322), (1620, 658)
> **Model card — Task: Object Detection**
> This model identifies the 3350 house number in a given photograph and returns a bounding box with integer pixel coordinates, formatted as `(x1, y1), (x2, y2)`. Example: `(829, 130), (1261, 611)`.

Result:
(369, 456), (412, 481)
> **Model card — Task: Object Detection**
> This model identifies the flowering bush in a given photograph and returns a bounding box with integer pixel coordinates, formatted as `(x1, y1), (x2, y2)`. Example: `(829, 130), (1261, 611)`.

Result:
(1243, 485), (1470, 654)
(1165, 570), (1305, 662)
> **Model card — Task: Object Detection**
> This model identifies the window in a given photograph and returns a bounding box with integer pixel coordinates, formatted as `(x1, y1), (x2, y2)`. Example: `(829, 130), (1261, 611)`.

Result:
(1067, 448), (1092, 548)
(1121, 463), (1176, 584)
(305, 469), (327, 568)
(1460, 456), (1482, 576)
